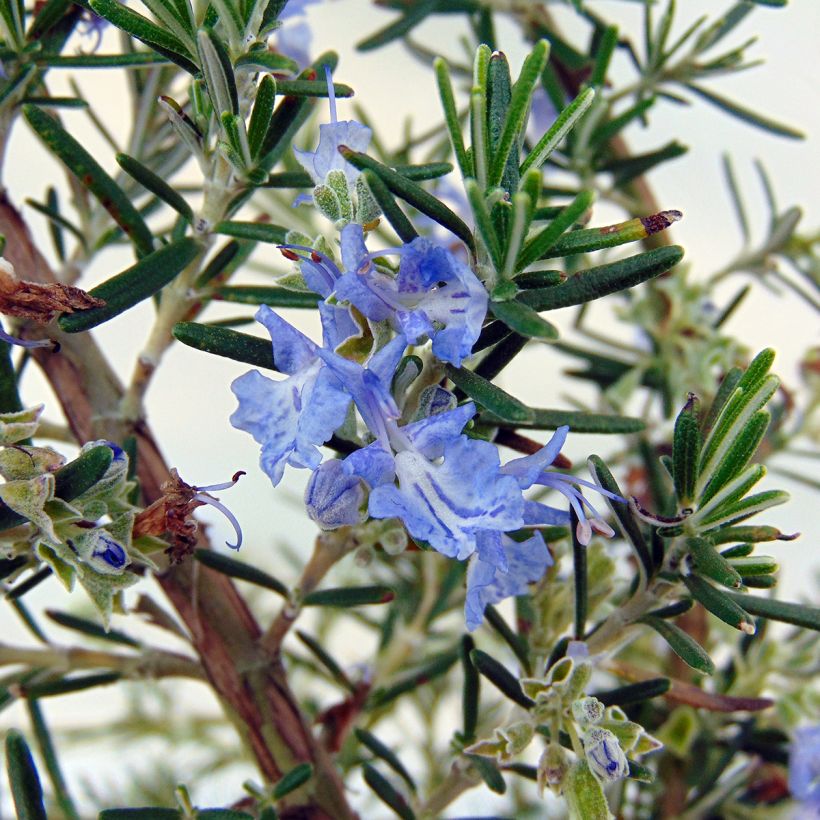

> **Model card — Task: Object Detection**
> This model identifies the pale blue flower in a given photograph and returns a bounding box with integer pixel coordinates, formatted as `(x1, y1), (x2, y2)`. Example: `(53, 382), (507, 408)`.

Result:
(368, 433), (524, 561)
(791, 726), (820, 817)
(334, 228), (488, 367)
(465, 531), (552, 631)
(583, 727), (629, 784)
(276, 0), (321, 67)
(230, 306), (351, 485)
(502, 425), (623, 544)
(294, 66), (371, 186)
(305, 458), (365, 529)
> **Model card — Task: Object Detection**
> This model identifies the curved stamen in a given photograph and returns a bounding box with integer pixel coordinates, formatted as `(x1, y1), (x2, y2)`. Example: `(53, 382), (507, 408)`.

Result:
(195, 470), (246, 494)
(193, 492), (243, 550)
(0, 325), (58, 351)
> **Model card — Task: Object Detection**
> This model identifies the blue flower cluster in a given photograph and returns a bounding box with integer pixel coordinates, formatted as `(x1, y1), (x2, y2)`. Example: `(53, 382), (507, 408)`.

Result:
(230, 70), (620, 630)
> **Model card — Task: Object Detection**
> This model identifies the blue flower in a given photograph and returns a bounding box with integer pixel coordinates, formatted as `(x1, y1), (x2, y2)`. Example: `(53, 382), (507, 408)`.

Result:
(336, 232), (488, 367)
(501, 425), (623, 544)
(583, 728), (629, 784)
(791, 726), (820, 817)
(276, 0), (321, 67)
(294, 67), (371, 188)
(465, 532), (552, 631)
(368, 433), (524, 561)
(230, 306), (351, 485)
(305, 458), (365, 529)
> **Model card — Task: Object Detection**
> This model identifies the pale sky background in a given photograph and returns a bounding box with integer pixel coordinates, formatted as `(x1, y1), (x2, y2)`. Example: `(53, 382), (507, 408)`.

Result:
(1, 0), (818, 816)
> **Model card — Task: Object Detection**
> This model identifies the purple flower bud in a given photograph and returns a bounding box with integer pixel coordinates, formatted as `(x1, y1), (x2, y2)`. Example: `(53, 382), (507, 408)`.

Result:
(583, 727), (628, 784)
(92, 532), (128, 570)
(305, 459), (365, 530)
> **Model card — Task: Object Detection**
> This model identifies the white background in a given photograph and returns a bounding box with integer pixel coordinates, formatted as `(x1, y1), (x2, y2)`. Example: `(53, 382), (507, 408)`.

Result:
(1, 0), (818, 816)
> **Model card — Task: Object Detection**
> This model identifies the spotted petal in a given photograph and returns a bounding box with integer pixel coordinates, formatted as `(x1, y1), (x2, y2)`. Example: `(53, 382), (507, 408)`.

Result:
(368, 435), (524, 560)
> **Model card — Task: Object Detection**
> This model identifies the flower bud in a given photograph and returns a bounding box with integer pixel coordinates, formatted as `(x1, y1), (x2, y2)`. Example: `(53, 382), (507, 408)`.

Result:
(583, 727), (629, 784)
(572, 696), (605, 726)
(305, 459), (365, 530)
(537, 743), (569, 794)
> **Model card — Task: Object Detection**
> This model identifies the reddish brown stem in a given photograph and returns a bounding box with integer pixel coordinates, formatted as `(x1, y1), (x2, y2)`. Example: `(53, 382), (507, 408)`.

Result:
(0, 192), (354, 819)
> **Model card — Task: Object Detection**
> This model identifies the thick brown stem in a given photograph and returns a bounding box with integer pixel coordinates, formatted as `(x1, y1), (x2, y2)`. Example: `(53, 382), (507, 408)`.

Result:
(0, 191), (354, 819)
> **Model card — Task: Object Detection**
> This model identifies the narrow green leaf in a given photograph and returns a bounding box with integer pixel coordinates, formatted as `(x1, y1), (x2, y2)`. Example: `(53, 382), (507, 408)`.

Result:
(116, 153), (192, 221)
(212, 220), (287, 244)
(361, 764), (415, 820)
(474, 332), (527, 383)
(355, 729), (416, 792)
(724, 591), (820, 632)
(518, 245), (684, 311)
(20, 97), (87, 109)
(357, 0), (438, 50)
(361, 169), (418, 243)
(517, 189), (594, 271)
(26, 0), (70, 40)
(683, 574), (754, 632)
(272, 763), (313, 799)
(687, 536), (743, 588)
(445, 364), (534, 424)
(234, 51), (298, 74)
(173, 322), (276, 370)
(392, 162), (453, 181)
(5, 567), (52, 600)
(434, 57), (470, 178)
(591, 97), (654, 147)
(460, 634), (479, 742)
(470, 649), (534, 709)
(214, 286), (319, 308)
(0, 555), (28, 579)
(24, 104), (154, 256)
(700, 488), (788, 531)
(302, 585), (395, 607)
(702, 366), (743, 437)
(36, 53), (171, 68)
(194, 549), (288, 597)
(639, 616), (715, 674)
(588, 455), (653, 577)
(247, 75), (276, 159)
(593, 678), (671, 708)
(700, 409), (769, 506)
(5, 730), (47, 820)
(467, 754), (506, 794)
(23, 672), (121, 698)
(340, 149), (474, 252)
(296, 629), (355, 693)
(489, 299), (558, 341)
(488, 40), (549, 188)
(712, 525), (797, 545)
(672, 394), (701, 505)
(45, 610), (140, 647)
(589, 25), (618, 87)
(601, 140), (688, 185)
(464, 179), (502, 270)
(537, 209), (682, 259)
(26, 700), (79, 820)
(483, 407), (644, 434)
(273, 79), (353, 98)
(59, 238), (200, 332)
(521, 86), (595, 174)
(483, 605), (531, 675)
(88, 0), (197, 74)
(368, 649), (459, 709)
(571, 507), (587, 640)
(197, 29), (237, 115)
(646, 600), (694, 619)
(627, 759), (655, 783)
(685, 83), (803, 139)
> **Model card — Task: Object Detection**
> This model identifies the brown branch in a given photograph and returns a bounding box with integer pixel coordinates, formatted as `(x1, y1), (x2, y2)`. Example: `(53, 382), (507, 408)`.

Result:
(0, 191), (355, 819)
